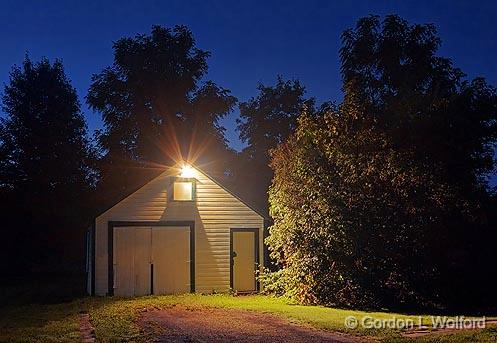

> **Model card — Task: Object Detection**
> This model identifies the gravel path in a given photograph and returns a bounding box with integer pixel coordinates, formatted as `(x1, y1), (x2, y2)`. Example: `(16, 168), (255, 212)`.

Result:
(138, 306), (369, 343)
(79, 312), (95, 343)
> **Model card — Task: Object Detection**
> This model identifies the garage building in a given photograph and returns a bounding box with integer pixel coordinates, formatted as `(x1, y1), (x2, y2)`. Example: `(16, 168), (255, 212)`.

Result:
(87, 163), (265, 296)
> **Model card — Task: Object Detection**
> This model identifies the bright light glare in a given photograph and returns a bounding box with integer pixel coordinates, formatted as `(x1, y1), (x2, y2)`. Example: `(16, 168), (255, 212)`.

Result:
(180, 164), (195, 178)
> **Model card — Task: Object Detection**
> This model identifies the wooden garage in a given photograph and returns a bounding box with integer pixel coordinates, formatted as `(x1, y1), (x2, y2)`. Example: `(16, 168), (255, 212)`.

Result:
(86, 163), (265, 296)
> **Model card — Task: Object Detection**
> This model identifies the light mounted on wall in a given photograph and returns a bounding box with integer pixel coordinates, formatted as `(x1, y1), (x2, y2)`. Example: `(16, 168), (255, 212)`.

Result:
(180, 164), (195, 178)
(174, 164), (196, 201)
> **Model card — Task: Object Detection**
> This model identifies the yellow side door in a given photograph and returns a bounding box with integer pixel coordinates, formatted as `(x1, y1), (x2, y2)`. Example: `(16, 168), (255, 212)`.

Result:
(232, 231), (256, 292)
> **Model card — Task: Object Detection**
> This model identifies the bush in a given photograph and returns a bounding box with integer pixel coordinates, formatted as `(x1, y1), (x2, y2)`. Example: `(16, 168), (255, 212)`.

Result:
(265, 15), (497, 311)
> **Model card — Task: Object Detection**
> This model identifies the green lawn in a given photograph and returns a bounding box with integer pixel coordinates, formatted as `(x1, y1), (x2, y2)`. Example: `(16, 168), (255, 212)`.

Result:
(0, 301), (80, 343)
(0, 294), (496, 342)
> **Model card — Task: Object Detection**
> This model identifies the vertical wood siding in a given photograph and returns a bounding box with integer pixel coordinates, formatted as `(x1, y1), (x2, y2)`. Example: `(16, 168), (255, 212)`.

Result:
(94, 166), (264, 295)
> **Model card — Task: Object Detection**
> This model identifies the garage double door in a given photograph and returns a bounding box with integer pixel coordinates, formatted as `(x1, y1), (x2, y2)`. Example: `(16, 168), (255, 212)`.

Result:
(113, 226), (191, 297)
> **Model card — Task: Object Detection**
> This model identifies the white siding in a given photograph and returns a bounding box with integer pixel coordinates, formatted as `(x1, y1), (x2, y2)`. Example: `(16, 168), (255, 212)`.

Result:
(94, 165), (264, 295)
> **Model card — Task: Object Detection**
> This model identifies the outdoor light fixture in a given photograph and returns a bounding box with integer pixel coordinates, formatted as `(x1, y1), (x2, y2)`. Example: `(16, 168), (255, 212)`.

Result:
(174, 164), (195, 201)
(180, 164), (195, 178)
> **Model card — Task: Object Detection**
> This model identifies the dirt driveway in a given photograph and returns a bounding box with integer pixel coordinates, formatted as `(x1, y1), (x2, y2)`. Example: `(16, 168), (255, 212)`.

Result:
(139, 306), (369, 343)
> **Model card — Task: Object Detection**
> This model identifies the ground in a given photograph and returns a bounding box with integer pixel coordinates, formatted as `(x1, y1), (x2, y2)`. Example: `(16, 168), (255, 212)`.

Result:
(0, 294), (496, 342)
(139, 306), (364, 342)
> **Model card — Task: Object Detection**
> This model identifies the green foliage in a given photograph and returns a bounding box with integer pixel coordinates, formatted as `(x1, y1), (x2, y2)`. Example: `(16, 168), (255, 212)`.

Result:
(258, 268), (292, 297)
(87, 25), (237, 209)
(235, 77), (314, 214)
(1, 57), (94, 194)
(268, 109), (434, 307)
(266, 16), (497, 310)
(238, 77), (313, 161)
(0, 56), (95, 277)
(340, 15), (497, 190)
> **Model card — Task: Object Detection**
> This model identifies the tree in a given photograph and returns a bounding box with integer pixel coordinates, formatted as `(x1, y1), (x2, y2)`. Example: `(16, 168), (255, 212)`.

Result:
(340, 15), (497, 191)
(87, 25), (237, 207)
(0, 57), (95, 289)
(340, 15), (497, 308)
(236, 77), (314, 214)
(266, 15), (497, 310)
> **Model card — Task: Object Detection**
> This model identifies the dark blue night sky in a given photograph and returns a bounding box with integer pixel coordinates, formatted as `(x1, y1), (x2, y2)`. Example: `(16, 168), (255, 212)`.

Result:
(2, 0), (497, 182)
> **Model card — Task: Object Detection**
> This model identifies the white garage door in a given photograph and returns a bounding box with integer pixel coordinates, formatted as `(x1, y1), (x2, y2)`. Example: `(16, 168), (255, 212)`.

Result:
(113, 226), (190, 296)
(152, 227), (190, 294)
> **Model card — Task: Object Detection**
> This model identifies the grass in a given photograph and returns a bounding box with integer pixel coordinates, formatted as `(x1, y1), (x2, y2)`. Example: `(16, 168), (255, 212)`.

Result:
(0, 294), (496, 342)
(0, 301), (80, 343)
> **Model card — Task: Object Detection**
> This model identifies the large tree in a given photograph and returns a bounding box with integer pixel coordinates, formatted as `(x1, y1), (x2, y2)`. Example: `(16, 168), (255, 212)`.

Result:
(0, 57), (94, 286)
(339, 16), (497, 307)
(87, 25), (237, 207)
(266, 15), (497, 310)
(340, 15), (497, 191)
(236, 77), (314, 214)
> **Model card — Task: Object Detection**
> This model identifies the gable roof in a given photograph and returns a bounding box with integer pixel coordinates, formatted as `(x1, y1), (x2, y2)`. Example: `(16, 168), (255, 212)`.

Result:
(198, 166), (267, 220)
(95, 163), (267, 220)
